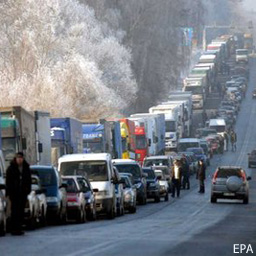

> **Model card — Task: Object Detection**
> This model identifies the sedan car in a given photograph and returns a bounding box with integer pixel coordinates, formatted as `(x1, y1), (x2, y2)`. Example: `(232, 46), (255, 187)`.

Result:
(211, 166), (251, 204)
(76, 176), (97, 221)
(143, 167), (161, 203)
(62, 176), (87, 223)
(30, 165), (68, 224)
(186, 147), (207, 165)
(154, 170), (169, 201)
(120, 174), (136, 213)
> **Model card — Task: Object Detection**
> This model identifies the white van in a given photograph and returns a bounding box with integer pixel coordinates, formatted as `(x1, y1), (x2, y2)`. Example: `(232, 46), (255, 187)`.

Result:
(177, 138), (200, 152)
(58, 153), (117, 219)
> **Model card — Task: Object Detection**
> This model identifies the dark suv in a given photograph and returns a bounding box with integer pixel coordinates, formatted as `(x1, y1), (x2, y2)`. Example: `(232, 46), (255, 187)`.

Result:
(248, 150), (256, 168)
(211, 166), (251, 204)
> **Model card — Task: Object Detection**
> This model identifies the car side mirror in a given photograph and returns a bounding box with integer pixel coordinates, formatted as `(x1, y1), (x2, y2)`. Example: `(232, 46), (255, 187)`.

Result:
(93, 188), (99, 193)
(247, 176), (252, 181)
(0, 184), (6, 190)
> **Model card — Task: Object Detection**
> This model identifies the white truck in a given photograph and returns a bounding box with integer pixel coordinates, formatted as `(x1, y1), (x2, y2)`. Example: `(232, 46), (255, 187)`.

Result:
(35, 111), (51, 165)
(236, 49), (249, 63)
(183, 80), (205, 110)
(149, 104), (181, 151)
(167, 92), (193, 137)
(130, 113), (165, 155)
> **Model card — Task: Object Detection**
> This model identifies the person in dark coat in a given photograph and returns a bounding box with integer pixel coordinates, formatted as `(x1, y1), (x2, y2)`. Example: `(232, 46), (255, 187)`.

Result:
(181, 155), (190, 190)
(6, 152), (31, 235)
(197, 159), (206, 193)
(171, 160), (182, 198)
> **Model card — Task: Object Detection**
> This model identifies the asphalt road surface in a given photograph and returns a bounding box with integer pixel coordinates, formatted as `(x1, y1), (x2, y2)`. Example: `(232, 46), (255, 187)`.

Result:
(1, 60), (256, 256)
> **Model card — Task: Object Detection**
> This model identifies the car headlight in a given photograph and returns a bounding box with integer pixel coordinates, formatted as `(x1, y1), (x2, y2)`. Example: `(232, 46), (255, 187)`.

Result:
(46, 196), (58, 203)
(124, 192), (132, 201)
(86, 198), (92, 204)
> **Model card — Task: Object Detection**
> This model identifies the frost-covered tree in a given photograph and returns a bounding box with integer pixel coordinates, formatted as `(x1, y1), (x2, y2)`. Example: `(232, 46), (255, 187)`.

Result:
(0, 0), (137, 119)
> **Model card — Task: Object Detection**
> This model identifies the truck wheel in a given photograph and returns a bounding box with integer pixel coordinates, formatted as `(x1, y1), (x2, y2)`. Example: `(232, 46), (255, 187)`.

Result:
(129, 206), (136, 214)
(107, 202), (116, 220)
(155, 195), (160, 203)
(165, 193), (169, 202)
(40, 207), (47, 227)
(28, 210), (37, 230)
(243, 196), (249, 204)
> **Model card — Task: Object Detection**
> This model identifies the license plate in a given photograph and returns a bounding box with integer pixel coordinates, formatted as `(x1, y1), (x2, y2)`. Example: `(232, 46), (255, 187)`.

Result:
(224, 193), (235, 196)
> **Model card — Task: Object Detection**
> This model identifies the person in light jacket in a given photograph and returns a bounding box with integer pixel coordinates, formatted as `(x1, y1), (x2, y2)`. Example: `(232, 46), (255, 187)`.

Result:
(171, 160), (182, 198)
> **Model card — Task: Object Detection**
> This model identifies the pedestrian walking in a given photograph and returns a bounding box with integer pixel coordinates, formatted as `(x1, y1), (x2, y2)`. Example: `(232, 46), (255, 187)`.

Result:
(224, 131), (229, 151)
(6, 152), (31, 235)
(230, 130), (237, 152)
(181, 156), (190, 190)
(171, 160), (182, 198)
(197, 159), (206, 194)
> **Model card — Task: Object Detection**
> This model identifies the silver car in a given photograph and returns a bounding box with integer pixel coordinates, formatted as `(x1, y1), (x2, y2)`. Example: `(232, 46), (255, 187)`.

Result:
(211, 166), (251, 204)
(120, 174), (136, 213)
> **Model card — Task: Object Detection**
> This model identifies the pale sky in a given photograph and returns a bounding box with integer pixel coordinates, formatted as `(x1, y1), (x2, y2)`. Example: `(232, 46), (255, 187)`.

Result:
(243, 0), (256, 11)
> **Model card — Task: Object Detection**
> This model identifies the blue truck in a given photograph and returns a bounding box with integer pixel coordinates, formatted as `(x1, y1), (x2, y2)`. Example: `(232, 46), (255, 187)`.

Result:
(50, 118), (83, 166)
(82, 119), (122, 159)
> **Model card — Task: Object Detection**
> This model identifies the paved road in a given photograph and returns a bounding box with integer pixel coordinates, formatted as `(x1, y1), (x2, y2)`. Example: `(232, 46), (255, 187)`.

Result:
(1, 60), (256, 256)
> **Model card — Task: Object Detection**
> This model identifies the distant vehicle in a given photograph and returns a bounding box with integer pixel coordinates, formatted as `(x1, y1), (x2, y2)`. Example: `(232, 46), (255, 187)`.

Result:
(143, 167), (161, 203)
(62, 176), (87, 223)
(143, 155), (173, 189)
(120, 174), (137, 213)
(186, 147), (207, 165)
(248, 150), (256, 168)
(208, 119), (226, 136)
(59, 153), (118, 219)
(113, 159), (147, 205)
(154, 169), (169, 201)
(211, 167), (251, 204)
(177, 152), (198, 174)
(200, 139), (211, 164)
(177, 138), (200, 152)
(30, 165), (68, 223)
(252, 89), (256, 99)
(205, 135), (220, 154)
(196, 128), (217, 138)
(236, 49), (249, 63)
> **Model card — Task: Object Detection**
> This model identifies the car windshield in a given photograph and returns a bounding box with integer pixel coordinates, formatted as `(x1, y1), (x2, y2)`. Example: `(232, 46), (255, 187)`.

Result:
(114, 164), (141, 179)
(121, 177), (131, 188)
(2, 138), (16, 162)
(209, 125), (225, 133)
(185, 86), (203, 94)
(144, 159), (169, 167)
(187, 148), (204, 154)
(60, 161), (108, 182)
(77, 178), (91, 192)
(165, 120), (176, 132)
(201, 130), (216, 137)
(178, 142), (199, 152)
(217, 169), (243, 178)
(200, 144), (208, 154)
(31, 168), (57, 187)
(143, 168), (155, 179)
(136, 135), (147, 149)
(63, 178), (78, 193)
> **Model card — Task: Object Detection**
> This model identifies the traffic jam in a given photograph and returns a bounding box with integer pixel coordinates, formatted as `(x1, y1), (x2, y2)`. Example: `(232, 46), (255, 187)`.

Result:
(0, 32), (253, 236)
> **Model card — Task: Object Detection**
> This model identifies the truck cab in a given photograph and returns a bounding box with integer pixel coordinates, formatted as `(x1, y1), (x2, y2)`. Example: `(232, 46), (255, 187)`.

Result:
(236, 49), (249, 63)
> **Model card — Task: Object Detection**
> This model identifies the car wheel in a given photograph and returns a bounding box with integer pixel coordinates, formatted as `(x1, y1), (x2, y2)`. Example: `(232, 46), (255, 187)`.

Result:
(243, 196), (249, 204)
(107, 202), (116, 220)
(120, 201), (125, 216)
(0, 215), (6, 237)
(129, 206), (136, 214)
(211, 196), (217, 203)
(165, 193), (169, 202)
(40, 206), (47, 227)
(59, 206), (68, 225)
(28, 209), (37, 230)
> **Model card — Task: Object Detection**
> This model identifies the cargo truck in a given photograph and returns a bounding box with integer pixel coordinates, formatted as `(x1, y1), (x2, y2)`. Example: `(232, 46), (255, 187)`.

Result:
(149, 104), (181, 151)
(0, 106), (36, 166)
(0, 114), (6, 176)
(35, 111), (51, 165)
(51, 118), (83, 166)
(119, 119), (136, 160)
(130, 113), (165, 155)
(82, 120), (122, 159)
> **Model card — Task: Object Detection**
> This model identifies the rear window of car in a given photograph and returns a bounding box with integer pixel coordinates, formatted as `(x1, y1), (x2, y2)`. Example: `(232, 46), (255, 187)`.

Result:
(217, 169), (242, 178)
(31, 168), (57, 186)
